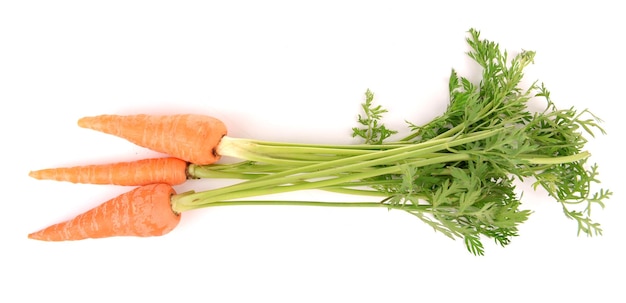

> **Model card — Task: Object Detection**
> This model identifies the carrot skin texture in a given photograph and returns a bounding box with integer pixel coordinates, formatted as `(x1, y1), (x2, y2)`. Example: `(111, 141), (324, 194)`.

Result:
(28, 157), (188, 186)
(28, 184), (181, 241)
(77, 114), (228, 165)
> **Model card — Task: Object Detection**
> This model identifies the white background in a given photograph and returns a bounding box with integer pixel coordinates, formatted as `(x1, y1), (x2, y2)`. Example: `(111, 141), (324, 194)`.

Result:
(1, 1), (624, 302)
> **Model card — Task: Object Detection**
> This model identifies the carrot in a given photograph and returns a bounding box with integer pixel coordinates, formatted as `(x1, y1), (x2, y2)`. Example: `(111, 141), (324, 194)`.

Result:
(77, 114), (227, 165)
(28, 157), (188, 186)
(28, 183), (180, 241)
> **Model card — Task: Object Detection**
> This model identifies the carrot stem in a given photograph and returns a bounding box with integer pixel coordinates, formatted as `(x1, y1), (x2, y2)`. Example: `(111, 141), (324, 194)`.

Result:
(169, 128), (499, 213)
(172, 153), (469, 212)
(173, 124), (591, 213)
(198, 200), (389, 209)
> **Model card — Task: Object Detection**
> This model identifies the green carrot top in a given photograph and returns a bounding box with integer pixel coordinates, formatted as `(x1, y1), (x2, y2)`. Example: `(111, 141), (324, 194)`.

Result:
(172, 29), (611, 255)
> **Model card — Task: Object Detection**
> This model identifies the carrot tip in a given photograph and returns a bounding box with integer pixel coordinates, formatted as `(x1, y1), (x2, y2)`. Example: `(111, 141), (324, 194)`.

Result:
(76, 117), (92, 128)
(28, 169), (49, 181)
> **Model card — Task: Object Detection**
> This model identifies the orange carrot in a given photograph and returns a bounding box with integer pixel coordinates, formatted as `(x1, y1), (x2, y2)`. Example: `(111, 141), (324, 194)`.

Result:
(28, 183), (180, 241)
(77, 114), (227, 165)
(29, 157), (188, 186)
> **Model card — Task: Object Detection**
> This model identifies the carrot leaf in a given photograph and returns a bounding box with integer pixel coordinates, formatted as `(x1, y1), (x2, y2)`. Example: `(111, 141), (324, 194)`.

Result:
(352, 89), (398, 144)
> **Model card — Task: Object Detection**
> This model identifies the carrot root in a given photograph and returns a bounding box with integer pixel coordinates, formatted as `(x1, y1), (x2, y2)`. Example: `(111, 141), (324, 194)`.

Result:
(28, 157), (188, 186)
(77, 114), (228, 165)
(28, 184), (181, 241)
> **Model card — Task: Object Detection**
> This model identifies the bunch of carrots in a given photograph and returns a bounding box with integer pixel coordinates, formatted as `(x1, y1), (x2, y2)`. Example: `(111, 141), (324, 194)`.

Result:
(28, 29), (611, 255)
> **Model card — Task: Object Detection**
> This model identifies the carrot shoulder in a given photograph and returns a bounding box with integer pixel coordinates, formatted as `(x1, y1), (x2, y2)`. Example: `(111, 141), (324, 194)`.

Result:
(77, 114), (227, 165)
(28, 183), (180, 241)
(29, 157), (188, 186)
